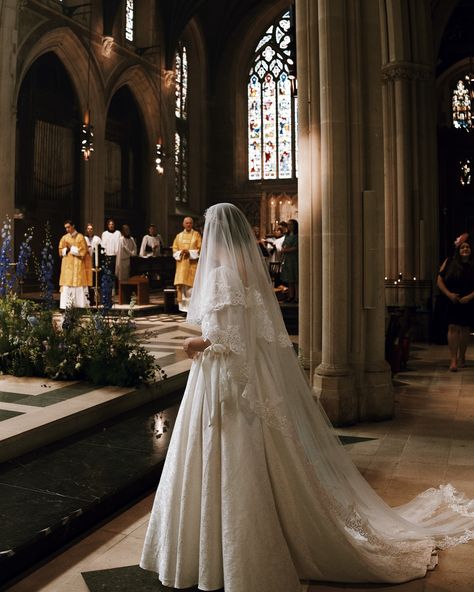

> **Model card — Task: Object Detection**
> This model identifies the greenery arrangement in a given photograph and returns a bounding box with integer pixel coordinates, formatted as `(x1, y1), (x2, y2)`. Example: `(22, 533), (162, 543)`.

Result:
(0, 218), (163, 387)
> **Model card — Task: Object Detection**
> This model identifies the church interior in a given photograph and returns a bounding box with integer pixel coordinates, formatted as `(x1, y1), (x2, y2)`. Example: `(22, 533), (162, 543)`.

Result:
(1, 0), (474, 590)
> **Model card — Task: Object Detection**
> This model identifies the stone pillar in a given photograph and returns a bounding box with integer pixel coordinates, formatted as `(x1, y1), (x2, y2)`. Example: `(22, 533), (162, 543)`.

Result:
(81, 117), (105, 233)
(358, 0), (393, 421)
(295, 0), (322, 375)
(0, 1), (19, 224)
(313, 0), (357, 425)
(380, 0), (437, 282)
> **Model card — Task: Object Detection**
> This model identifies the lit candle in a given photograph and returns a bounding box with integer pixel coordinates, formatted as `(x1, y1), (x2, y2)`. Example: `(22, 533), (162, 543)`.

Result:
(94, 243), (99, 268)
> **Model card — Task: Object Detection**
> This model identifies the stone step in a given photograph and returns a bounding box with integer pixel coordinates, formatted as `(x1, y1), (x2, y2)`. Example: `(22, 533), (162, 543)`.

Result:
(0, 392), (183, 588)
(0, 373), (188, 465)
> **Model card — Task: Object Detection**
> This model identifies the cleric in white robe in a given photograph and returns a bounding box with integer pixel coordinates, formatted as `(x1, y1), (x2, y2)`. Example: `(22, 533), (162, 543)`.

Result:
(115, 224), (137, 281)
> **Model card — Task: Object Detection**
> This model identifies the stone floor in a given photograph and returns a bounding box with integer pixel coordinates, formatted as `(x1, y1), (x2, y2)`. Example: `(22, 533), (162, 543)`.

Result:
(6, 344), (474, 592)
(0, 313), (196, 462)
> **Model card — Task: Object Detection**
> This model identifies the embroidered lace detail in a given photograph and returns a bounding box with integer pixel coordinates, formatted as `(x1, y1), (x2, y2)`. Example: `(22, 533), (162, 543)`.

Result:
(419, 484), (474, 518)
(320, 490), (437, 577)
(200, 273), (247, 317)
(201, 321), (245, 355)
(278, 332), (293, 348)
(241, 385), (297, 439)
(248, 288), (275, 343)
(436, 530), (474, 550)
(194, 267), (293, 349)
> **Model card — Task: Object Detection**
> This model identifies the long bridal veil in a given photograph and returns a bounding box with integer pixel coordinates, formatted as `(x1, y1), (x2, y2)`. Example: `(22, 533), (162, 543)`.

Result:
(187, 203), (474, 576)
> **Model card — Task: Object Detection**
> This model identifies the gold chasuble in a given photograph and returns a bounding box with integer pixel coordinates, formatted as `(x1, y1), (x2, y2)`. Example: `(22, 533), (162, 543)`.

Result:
(58, 232), (88, 287)
(172, 229), (202, 311)
(172, 230), (201, 287)
(58, 231), (89, 309)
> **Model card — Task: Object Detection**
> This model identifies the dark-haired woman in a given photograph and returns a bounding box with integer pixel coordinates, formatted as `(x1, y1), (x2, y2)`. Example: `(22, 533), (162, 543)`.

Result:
(437, 235), (474, 371)
(280, 218), (298, 302)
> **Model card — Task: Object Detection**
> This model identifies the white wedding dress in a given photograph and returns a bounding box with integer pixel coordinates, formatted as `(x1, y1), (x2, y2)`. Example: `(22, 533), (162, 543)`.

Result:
(140, 204), (474, 592)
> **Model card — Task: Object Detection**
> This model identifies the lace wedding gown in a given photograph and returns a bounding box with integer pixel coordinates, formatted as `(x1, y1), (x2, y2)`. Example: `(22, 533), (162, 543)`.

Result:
(140, 204), (474, 592)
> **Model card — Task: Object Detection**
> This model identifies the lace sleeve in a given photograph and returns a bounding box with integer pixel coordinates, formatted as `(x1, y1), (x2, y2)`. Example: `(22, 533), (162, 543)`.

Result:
(199, 268), (248, 355)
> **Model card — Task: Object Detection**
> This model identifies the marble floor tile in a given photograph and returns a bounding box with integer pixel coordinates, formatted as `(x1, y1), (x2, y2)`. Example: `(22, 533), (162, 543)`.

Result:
(7, 529), (129, 592)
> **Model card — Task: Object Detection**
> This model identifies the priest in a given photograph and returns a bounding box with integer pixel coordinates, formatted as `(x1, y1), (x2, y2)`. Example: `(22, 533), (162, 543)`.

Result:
(172, 217), (201, 312)
(58, 220), (89, 309)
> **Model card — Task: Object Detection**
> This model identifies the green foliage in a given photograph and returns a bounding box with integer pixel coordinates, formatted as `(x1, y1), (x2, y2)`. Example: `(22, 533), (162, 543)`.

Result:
(0, 296), (160, 386)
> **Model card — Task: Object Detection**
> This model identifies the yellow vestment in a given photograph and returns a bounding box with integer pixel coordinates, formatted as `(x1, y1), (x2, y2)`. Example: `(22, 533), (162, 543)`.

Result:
(172, 230), (202, 287)
(58, 233), (88, 287)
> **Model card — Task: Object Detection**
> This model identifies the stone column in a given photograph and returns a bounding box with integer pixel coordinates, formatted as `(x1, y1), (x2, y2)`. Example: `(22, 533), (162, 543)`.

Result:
(81, 117), (105, 233)
(313, 0), (357, 425)
(358, 0), (393, 421)
(380, 0), (437, 282)
(0, 1), (19, 224)
(295, 0), (322, 375)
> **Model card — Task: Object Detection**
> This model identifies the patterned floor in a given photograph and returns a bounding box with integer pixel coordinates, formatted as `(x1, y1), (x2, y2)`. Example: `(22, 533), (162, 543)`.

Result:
(0, 314), (197, 465)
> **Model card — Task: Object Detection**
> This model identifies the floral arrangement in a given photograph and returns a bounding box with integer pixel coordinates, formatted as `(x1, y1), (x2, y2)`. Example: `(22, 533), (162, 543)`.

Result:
(0, 297), (162, 385)
(0, 217), (164, 387)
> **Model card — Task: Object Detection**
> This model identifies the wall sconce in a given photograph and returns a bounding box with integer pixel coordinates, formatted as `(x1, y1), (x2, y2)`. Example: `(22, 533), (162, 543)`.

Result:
(155, 143), (166, 174)
(82, 110), (94, 161)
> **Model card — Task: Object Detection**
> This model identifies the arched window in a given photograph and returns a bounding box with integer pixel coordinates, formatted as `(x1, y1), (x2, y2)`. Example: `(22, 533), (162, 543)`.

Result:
(248, 10), (297, 181)
(175, 42), (188, 202)
(125, 0), (134, 42)
(452, 74), (473, 131)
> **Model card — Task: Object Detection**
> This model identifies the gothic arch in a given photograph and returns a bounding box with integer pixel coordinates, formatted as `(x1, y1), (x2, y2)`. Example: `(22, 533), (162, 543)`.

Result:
(16, 26), (105, 127)
(214, 0), (292, 185)
(106, 65), (160, 149)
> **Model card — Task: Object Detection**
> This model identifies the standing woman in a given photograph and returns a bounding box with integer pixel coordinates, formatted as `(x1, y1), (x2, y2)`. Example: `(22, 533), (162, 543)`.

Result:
(437, 233), (474, 371)
(280, 218), (298, 302)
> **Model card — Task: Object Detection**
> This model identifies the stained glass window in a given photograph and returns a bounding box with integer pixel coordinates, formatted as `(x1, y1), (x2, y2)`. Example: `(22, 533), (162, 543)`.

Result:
(460, 158), (472, 186)
(452, 75), (473, 131)
(175, 42), (189, 202)
(125, 0), (134, 42)
(248, 11), (297, 180)
(175, 44), (188, 120)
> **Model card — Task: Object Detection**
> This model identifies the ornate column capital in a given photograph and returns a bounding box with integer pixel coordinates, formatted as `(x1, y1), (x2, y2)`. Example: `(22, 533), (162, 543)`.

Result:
(381, 62), (434, 83)
(162, 69), (175, 88)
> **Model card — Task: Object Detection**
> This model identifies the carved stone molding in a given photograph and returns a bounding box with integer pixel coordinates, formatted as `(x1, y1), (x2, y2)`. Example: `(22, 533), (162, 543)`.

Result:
(101, 36), (114, 58)
(162, 69), (175, 88)
(381, 62), (434, 83)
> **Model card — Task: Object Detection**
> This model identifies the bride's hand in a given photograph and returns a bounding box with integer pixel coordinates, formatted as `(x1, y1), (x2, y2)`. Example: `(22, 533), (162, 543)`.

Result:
(183, 337), (197, 358)
(183, 337), (211, 359)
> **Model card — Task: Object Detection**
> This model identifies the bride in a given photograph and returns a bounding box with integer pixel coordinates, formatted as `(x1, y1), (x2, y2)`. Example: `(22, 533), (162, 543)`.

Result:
(140, 203), (474, 592)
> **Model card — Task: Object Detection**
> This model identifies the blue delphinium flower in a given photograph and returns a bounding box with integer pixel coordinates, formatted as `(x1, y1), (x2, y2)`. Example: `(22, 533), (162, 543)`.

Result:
(100, 251), (114, 315)
(0, 217), (14, 297)
(16, 227), (34, 285)
(37, 223), (55, 308)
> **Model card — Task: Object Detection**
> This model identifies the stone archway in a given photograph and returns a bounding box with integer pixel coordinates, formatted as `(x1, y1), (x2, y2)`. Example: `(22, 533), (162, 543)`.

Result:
(16, 26), (106, 233)
(15, 51), (83, 286)
(106, 66), (163, 240)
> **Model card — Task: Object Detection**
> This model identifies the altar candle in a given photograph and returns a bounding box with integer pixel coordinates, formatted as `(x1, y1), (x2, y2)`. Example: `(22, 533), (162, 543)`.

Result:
(94, 243), (99, 268)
